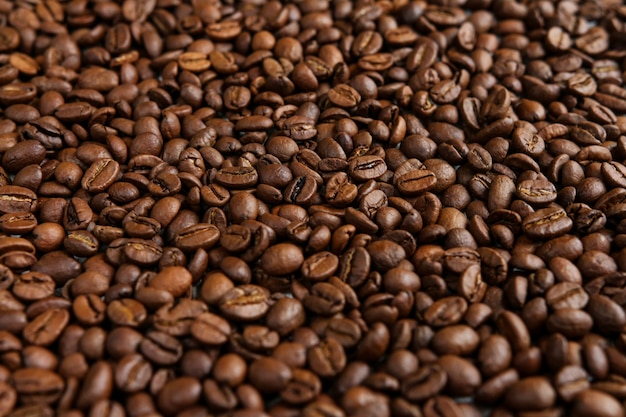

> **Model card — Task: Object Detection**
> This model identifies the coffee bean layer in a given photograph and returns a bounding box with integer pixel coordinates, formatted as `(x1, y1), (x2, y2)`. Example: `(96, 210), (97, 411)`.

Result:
(0, 0), (626, 416)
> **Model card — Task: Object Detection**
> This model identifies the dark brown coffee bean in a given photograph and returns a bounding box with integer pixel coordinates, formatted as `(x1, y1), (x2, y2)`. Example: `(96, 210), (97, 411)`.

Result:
(148, 266), (192, 298)
(0, 186), (37, 214)
(115, 353), (152, 393)
(259, 243), (304, 276)
(140, 330), (182, 366)
(249, 357), (293, 394)
(554, 365), (589, 402)
(219, 285), (270, 321)
(423, 297), (467, 327)
(157, 377), (202, 416)
(401, 364), (447, 402)
(81, 159), (120, 193)
(174, 223), (220, 252)
(586, 294), (626, 334)
(503, 376), (556, 411)
(522, 207), (573, 240)
(302, 252), (339, 282)
(570, 389), (624, 417)
(308, 338), (346, 378)
(23, 308), (69, 346)
(190, 312), (231, 345)
(12, 368), (64, 405)
(546, 308), (594, 339)
(0, 83), (37, 106)
(337, 246), (371, 288)
(328, 84), (361, 108)
(349, 155), (387, 182)
(215, 166), (258, 189)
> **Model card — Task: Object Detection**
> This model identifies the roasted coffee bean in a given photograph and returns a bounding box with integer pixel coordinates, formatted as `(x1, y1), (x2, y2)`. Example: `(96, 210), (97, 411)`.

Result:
(522, 207), (573, 240)
(157, 377), (202, 416)
(174, 223), (220, 251)
(259, 243), (304, 276)
(190, 312), (231, 345)
(12, 368), (64, 405)
(140, 330), (183, 366)
(219, 285), (270, 321)
(23, 309), (70, 346)
(0, 186), (37, 214)
(81, 159), (120, 193)
(349, 155), (387, 182)
(570, 389), (624, 417)
(308, 338), (346, 378)
(148, 266), (192, 298)
(115, 353), (152, 393)
(504, 376), (556, 411)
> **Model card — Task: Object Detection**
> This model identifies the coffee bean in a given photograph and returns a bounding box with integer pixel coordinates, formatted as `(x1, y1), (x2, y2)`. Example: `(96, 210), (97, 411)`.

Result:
(308, 338), (346, 378)
(522, 208), (573, 239)
(81, 159), (120, 193)
(348, 155), (387, 182)
(115, 354), (152, 393)
(546, 282), (589, 310)
(328, 84), (361, 108)
(23, 308), (69, 346)
(586, 294), (626, 334)
(249, 357), (292, 394)
(546, 308), (594, 339)
(219, 285), (270, 321)
(148, 266), (192, 298)
(554, 365), (589, 402)
(0, 186), (37, 214)
(190, 312), (231, 345)
(173, 223), (220, 251)
(337, 246), (371, 288)
(504, 376), (556, 411)
(570, 389), (624, 417)
(157, 377), (202, 416)
(431, 325), (480, 356)
(215, 166), (258, 188)
(423, 297), (467, 327)
(140, 330), (182, 366)
(11, 368), (64, 405)
(401, 364), (447, 402)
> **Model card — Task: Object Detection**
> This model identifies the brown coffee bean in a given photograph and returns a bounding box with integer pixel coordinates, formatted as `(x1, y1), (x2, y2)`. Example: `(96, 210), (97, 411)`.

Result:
(81, 159), (120, 193)
(543, 281), (586, 311)
(115, 353), (152, 393)
(328, 84), (361, 108)
(157, 377), (202, 416)
(23, 308), (69, 346)
(259, 243), (304, 275)
(349, 155), (387, 182)
(174, 223), (220, 251)
(190, 312), (231, 345)
(249, 357), (293, 394)
(570, 389), (624, 417)
(423, 297), (467, 327)
(586, 294), (626, 334)
(219, 285), (270, 321)
(503, 376), (556, 411)
(401, 364), (447, 402)
(0, 186), (37, 214)
(431, 325), (480, 356)
(522, 207), (573, 240)
(12, 368), (64, 405)
(148, 266), (192, 298)
(308, 338), (346, 378)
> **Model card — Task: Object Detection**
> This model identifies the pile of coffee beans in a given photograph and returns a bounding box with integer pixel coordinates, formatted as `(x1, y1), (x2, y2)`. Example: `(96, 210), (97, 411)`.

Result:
(2, 0), (626, 416)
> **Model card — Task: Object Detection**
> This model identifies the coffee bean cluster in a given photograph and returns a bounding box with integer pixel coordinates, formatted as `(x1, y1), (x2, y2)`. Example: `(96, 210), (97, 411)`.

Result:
(0, 0), (626, 416)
